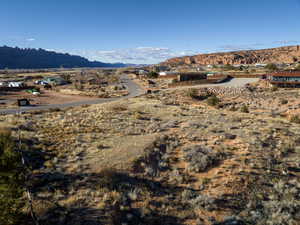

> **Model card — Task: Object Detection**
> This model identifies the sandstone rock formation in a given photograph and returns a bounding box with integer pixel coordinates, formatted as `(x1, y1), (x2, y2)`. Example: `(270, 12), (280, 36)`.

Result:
(162, 45), (300, 66)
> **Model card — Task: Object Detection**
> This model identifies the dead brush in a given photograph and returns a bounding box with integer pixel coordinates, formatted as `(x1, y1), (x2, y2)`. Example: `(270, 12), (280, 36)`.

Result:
(109, 104), (128, 112)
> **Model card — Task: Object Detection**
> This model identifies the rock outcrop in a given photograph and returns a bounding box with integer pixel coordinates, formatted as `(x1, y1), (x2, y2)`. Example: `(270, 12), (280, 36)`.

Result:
(162, 45), (300, 66)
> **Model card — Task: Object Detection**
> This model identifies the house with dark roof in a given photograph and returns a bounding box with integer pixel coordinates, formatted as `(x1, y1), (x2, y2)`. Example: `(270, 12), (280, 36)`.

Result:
(267, 71), (300, 87)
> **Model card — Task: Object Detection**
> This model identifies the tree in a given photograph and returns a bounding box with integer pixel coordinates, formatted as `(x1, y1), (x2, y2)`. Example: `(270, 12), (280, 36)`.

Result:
(207, 95), (220, 106)
(147, 71), (159, 79)
(240, 105), (249, 113)
(223, 64), (236, 71)
(265, 63), (278, 72)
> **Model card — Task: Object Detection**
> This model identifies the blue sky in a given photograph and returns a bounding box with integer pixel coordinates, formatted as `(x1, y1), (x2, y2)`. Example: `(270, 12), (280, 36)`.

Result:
(1, 0), (300, 64)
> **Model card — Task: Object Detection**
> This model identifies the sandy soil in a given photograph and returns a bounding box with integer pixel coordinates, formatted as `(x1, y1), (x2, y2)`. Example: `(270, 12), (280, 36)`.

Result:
(0, 90), (99, 107)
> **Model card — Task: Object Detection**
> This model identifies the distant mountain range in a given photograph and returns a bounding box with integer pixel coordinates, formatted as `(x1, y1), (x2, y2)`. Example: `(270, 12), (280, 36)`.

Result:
(162, 45), (300, 66)
(0, 46), (130, 69)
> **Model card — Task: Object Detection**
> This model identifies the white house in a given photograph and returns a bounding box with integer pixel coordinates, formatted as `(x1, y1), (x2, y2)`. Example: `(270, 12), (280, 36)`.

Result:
(8, 82), (24, 88)
(159, 71), (179, 76)
(255, 64), (267, 68)
(138, 70), (148, 75)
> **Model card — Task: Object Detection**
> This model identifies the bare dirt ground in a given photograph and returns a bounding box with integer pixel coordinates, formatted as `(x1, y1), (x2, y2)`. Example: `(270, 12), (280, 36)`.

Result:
(0, 90), (99, 107)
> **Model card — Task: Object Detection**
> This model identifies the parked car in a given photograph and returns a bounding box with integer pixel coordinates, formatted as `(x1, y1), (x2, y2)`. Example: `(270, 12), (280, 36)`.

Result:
(35, 80), (49, 85)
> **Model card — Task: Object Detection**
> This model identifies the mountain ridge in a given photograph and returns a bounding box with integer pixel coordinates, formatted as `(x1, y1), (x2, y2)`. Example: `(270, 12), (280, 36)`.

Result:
(0, 46), (129, 69)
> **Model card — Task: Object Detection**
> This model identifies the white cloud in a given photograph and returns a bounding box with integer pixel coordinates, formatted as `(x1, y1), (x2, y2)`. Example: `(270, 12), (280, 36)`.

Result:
(70, 47), (199, 64)
(26, 38), (35, 41)
(215, 40), (300, 53)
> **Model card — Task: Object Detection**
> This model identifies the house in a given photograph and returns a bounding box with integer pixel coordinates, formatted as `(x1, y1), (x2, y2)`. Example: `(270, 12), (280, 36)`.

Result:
(0, 81), (7, 87)
(178, 72), (207, 82)
(159, 71), (179, 76)
(267, 71), (300, 87)
(138, 70), (149, 75)
(43, 77), (67, 85)
(8, 82), (24, 88)
(255, 63), (267, 68)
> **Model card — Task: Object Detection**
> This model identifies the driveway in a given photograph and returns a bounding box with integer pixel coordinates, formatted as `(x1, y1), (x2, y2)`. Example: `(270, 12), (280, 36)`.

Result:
(169, 78), (260, 90)
(0, 75), (144, 115)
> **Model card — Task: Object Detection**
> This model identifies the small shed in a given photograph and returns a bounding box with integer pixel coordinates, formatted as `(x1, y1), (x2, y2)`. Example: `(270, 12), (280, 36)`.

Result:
(17, 99), (30, 107)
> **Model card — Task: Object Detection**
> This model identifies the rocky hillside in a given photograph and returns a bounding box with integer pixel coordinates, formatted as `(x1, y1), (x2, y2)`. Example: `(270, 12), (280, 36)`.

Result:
(162, 45), (300, 66)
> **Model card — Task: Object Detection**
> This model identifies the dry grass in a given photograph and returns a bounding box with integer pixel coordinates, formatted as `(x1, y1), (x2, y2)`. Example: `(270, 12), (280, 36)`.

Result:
(2, 87), (300, 225)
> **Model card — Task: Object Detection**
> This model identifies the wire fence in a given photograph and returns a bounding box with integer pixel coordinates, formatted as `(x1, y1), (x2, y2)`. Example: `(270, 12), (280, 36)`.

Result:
(16, 110), (41, 225)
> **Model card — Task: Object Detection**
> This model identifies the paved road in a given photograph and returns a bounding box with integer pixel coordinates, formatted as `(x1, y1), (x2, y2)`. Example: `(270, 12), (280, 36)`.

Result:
(0, 75), (145, 115)
(0, 77), (259, 115)
(168, 78), (260, 90)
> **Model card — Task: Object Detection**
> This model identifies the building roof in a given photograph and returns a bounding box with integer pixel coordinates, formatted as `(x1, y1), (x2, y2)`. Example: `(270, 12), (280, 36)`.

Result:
(270, 81), (300, 84)
(269, 71), (300, 77)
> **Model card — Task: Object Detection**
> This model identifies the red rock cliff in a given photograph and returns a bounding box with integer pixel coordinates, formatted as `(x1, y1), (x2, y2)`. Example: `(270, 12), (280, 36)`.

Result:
(162, 45), (300, 66)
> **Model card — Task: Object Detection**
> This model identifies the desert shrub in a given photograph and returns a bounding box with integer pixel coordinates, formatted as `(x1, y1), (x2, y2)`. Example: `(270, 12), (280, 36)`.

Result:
(171, 79), (178, 84)
(229, 105), (238, 111)
(271, 86), (278, 92)
(265, 63), (278, 71)
(207, 95), (220, 106)
(202, 178), (211, 186)
(147, 71), (159, 79)
(294, 64), (300, 71)
(290, 115), (300, 124)
(280, 99), (288, 105)
(190, 194), (216, 210)
(245, 180), (300, 225)
(183, 145), (219, 172)
(61, 74), (71, 82)
(224, 64), (236, 71)
(240, 105), (249, 113)
(186, 89), (198, 99)
(74, 81), (83, 90)
(98, 169), (132, 191)
(0, 128), (26, 225)
(110, 104), (128, 112)
(181, 189), (197, 201)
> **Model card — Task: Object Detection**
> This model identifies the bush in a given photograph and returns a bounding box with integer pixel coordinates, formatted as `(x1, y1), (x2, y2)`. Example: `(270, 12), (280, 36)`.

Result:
(0, 129), (26, 225)
(224, 64), (235, 71)
(147, 71), (159, 79)
(186, 89), (198, 99)
(207, 95), (220, 106)
(290, 115), (300, 124)
(265, 63), (278, 71)
(280, 99), (288, 105)
(240, 105), (249, 113)
(183, 145), (219, 173)
(271, 86), (278, 92)
(229, 105), (238, 111)
(294, 64), (300, 71)
(97, 169), (131, 191)
(171, 79), (178, 84)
